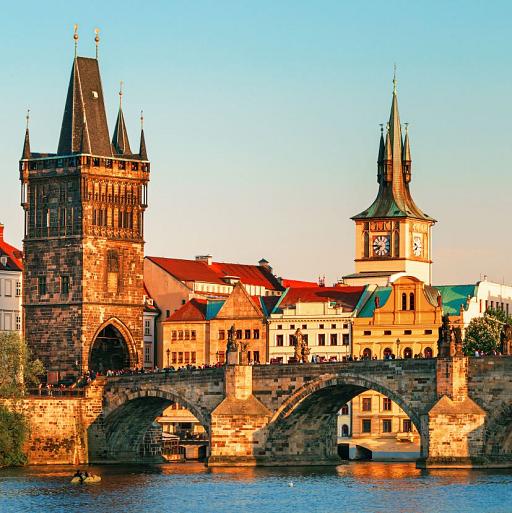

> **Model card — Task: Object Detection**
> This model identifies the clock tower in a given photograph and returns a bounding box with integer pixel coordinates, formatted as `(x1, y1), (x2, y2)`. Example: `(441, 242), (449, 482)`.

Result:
(344, 77), (435, 286)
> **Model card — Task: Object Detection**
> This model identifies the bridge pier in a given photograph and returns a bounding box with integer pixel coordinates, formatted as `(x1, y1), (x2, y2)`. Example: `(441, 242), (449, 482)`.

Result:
(421, 356), (487, 468)
(208, 364), (271, 466)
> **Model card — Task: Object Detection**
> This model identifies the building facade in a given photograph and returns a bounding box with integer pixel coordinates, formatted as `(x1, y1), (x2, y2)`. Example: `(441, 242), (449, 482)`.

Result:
(267, 286), (368, 363)
(0, 223), (23, 333)
(145, 256), (284, 367)
(20, 45), (149, 379)
(143, 287), (160, 369)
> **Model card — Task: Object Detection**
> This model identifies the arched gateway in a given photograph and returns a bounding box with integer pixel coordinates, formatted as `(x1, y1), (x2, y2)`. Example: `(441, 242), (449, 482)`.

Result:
(89, 319), (138, 373)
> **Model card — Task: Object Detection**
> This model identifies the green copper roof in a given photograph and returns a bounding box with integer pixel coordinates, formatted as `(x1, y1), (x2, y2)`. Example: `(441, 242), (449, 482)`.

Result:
(357, 287), (392, 318)
(436, 284), (477, 316)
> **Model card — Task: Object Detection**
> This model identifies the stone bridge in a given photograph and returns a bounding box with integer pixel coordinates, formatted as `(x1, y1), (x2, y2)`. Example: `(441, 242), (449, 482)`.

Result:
(82, 356), (512, 467)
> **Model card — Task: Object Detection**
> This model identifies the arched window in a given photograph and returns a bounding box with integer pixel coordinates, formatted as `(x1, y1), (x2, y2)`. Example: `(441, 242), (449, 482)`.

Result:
(401, 293), (407, 311)
(363, 231), (369, 258)
(383, 347), (393, 359)
(341, 404), (349, 415)
(362, 348), (372, 360)
(341, 424), (350, 437)
(424, 347), (433, 358)
(394, 229), (400, 257)
(403, 347), (413, 359)
(409, 292), (415, 311)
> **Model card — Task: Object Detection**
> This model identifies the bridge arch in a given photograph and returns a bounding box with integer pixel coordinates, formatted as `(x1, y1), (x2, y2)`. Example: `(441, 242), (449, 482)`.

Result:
(98, 385), (212, 462)
(483, 402), (512, 459)
(265, 372), (425, 463)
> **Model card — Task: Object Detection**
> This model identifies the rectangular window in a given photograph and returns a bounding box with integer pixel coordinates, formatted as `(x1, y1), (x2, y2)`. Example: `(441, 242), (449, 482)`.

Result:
(191, 352), (196, 364)
(404, 330), (412, 335)
(330, 333), (338, 346)
(184, 352), (190, 364)
(362, 397), (372, 412)
(144, 345), (151, 364)
(277, 324), (282, 330)
(290, 324), (295, 330)
(245, 329), (251, 339)
(383, 398), (392, 411)
(185, 330), (190, 340)
(318, 334), (326, 346)
(38, 276), (46, 296)
(276, 334), (284, 347)
(236, 329), (242, 340)
(217, 351), (225, 364)
(16, 281), (21, 297)
(253, 350), (260, 363)
(289, 334), (296, 346)
(331, 324), (336, 329)
(364, 330), (371, 336)
(178, 352), (184, 364)
(403, 419), (412, 432)
(343, 323), (348, 329)
(218, 330), (225, 340)
(382, 419), (392, 433)
(172, 352), (177, 364)
(191, 330), (196, 340)
(362, 419), (372, 433)
(178, 330), (184, 340)
(4, 280), (12, 297)
(342, 334), (349, 346)
(61, 276), (69, 295)
(144, 319), (151, 336)
(384, 330), (391, 335)
(253, 329), (260, 339)
(302, 324), (307, 329)
(16, 315), (21, 331)
(424, 329), (432, 335)
(171, 330), (177, 341)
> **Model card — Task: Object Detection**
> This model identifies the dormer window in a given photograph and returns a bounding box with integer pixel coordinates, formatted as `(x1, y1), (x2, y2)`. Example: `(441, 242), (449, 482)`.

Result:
(91, 91), (99, 99)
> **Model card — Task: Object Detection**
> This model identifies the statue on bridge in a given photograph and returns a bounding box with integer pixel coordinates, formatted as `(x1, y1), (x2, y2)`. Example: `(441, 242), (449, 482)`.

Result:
(501, 323), (512, 355)
(226, 324), (249, 365)
(438, 316), (463, 357)
(293, 328), (310, 363)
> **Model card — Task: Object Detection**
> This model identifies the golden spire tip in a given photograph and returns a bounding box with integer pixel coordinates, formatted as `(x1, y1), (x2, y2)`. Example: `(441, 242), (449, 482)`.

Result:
(73, 24), (79, 58)
(25, 109), (30, 130)
(94, 28), (100, 59)
(140, 110), (144, 129)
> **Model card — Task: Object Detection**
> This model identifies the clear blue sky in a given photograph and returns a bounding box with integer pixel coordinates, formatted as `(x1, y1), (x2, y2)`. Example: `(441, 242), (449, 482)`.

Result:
(1, 0), (511, 285)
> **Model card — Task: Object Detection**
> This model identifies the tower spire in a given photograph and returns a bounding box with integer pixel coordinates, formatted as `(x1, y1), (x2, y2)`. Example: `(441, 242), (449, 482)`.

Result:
(112, 81), (132, 156)
(139, 110), (148, 160)
(22, 109), (31, 159)
(94, 28), (100, 60)
(73, 24), (78, 59)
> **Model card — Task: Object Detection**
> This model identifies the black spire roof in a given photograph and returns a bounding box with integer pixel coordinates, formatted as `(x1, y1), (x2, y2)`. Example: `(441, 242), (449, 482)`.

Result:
(112, 105), (131, 156)
(57, 56), (112, 157)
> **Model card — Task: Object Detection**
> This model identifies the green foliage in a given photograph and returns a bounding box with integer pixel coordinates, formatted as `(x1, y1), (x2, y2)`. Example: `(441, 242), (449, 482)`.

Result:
(463, 308), (512, 355)
(0, 332), (45, 397)
(0, 404), (28, 467)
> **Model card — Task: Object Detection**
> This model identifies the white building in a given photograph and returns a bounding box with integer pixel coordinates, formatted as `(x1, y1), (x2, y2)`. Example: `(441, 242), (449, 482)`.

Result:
(0, 224), (23, 334)
(143, 286), (160, 369)
(267, 285), (369, 363)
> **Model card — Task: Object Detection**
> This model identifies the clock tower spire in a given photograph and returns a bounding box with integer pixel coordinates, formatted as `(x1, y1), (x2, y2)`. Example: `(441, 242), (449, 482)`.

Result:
(344, 75), (436, 286)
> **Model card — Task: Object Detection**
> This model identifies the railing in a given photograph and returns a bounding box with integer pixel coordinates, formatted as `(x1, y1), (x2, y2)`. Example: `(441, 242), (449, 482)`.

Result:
(25, 387), (85, 397)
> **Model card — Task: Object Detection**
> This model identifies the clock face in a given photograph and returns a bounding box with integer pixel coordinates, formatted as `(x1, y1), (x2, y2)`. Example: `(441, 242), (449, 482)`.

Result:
(413, 235), (423, 257)
(373, 235), (390, 256)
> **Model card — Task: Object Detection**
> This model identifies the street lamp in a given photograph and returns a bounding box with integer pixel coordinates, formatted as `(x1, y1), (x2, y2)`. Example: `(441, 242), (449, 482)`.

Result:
(166, 348), (170, 368)
(396, 338), (400, 358)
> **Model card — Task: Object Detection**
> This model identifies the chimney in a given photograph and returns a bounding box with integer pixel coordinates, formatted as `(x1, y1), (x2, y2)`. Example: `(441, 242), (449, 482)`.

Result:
(0, 223), (4, 242)
(195, 255), (212, 266)
(258, 258), (272, 273)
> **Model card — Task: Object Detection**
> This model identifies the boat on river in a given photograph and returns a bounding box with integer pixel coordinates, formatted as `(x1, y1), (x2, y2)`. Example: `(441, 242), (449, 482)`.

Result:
(70, 474), (102, 484)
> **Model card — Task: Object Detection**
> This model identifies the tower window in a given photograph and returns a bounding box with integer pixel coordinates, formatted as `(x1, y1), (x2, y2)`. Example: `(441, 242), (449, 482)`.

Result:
(363, 231), (369, 258)
(61, 276), (69, 295)
(38, 276), (46, 296)
(401, 293), (407, 311)
(409, 293), (415, 310)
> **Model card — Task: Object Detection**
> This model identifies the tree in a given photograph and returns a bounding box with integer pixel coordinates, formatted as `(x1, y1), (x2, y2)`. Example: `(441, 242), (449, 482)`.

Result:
(0, 332), (45, 397)
(0, 405), (28, 466)
(463, 308), (512, 355)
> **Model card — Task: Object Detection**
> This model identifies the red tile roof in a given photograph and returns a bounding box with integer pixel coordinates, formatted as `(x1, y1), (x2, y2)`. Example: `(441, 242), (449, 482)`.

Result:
(166, 298), (208, 322)
(281, 278), (318, 288)
(279, 286), (366, 312)
(143, 284), (160, 313)
(146, 256), (284, 291)
(0, 225), (23, 272)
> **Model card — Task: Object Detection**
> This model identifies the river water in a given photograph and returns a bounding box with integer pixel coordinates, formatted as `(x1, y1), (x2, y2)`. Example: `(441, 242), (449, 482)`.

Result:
(1, 462), (511, 513)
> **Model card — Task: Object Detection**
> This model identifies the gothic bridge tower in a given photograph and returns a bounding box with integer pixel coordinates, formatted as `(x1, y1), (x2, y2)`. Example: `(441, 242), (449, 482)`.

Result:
(344, 76), (436, 286)
(20, 33), (150, 378)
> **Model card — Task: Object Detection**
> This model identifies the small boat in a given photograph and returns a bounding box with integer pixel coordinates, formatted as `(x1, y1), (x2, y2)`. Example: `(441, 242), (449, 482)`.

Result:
(70, 474), (102, 484)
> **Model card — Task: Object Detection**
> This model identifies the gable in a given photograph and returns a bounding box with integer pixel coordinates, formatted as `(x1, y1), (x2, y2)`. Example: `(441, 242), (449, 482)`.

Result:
(215, 282), (263, 319)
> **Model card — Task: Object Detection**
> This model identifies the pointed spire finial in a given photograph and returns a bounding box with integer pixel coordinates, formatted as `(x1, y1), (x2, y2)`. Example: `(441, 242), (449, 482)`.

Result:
(379, 123), (383, 135)
(94, 28), (100, 59)
(404, 122), (409, 133)
(73, 24), (79, 58)
(140, 110), (144, 130)
(119, 80), (124, 108)
(393, 63), (397, 94)
(22, 108), (31, 159)
(25, 109), (30, 130)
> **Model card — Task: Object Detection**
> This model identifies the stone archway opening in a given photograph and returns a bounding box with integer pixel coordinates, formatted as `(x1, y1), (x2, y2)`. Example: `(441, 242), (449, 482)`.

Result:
(266, 379), (422, 465)
(94, 391), (211, 463)
(90, 324), (130, 372)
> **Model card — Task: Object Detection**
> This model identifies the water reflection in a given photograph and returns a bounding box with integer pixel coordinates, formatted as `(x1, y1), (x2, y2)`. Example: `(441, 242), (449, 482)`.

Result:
(1, 462), (511, 513)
